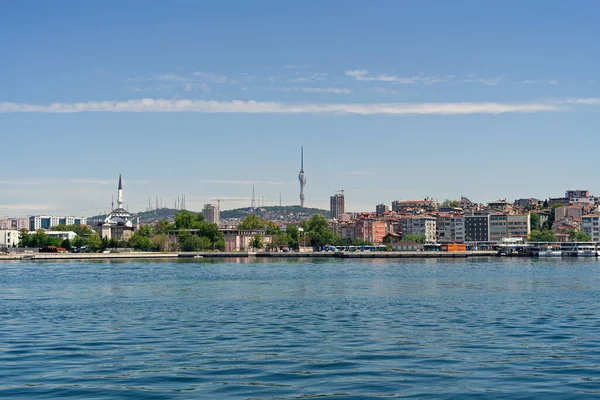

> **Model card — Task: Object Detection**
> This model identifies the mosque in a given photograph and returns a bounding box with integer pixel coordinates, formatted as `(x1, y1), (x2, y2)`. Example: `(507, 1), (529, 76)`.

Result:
(94, 175), (137, 241)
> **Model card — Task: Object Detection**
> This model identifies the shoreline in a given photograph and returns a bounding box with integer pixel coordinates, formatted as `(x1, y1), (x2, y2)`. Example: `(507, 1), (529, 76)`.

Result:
(0, 250), (498, 261)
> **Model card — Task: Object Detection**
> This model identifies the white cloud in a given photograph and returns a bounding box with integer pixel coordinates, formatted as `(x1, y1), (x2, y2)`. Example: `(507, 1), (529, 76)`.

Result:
(0, 98), (570, 116)
(0, 98), (572, 116)
(549, 80), (558, 85)
(345, 171), (375, 176)
(278, 86), (352, 94)
(589, 80), (596, 84)
(522, 80), (540, 85)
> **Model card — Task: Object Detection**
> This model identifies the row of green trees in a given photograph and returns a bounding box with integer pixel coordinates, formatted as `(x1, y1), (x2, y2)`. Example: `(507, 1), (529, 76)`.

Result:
(235, 213), (374, 251)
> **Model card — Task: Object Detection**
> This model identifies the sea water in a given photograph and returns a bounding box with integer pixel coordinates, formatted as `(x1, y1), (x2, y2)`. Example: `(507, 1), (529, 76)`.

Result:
(1, 257), (600, 398)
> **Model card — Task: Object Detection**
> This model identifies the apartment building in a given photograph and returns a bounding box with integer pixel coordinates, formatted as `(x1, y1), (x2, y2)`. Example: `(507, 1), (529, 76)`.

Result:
(436, 214), (465, 243)
(355, 219), (386, 244)
(375, 204), (390, 216)
(581, 215), (600, 242)
(464, 214), (490, 242)
(401, 216), (436, 243)
(331, 221), (356, 240)
(489, 214), (530, 242)
(202, 203), (220, 226)
(392, 199), (438, 213)
(555, 205), (583, 222)
(29, 215), (87, 231)
(330, 194), (346, 220)
(0, 230), (20, 248)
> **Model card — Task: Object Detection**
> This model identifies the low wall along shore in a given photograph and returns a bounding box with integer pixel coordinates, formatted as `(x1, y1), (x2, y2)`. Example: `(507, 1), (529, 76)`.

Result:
(0, 250), (497, 261)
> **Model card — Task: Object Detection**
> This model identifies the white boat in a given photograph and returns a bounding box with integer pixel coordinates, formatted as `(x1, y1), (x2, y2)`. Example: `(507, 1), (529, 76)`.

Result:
(561, 242), (597, 257)
(531, 244), (562, 257)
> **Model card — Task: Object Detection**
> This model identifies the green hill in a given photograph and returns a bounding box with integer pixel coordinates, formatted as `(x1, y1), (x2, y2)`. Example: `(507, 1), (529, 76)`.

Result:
(89, 206), (328, 225)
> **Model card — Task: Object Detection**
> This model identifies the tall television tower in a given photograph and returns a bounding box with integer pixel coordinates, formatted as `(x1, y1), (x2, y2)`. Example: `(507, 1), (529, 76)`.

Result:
(298, 146), (306, 207)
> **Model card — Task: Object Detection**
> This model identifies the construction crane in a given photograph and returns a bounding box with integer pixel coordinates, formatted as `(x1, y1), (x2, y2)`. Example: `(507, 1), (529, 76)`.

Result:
(212, 199), (225, 208)
(335, 190), (345, 196)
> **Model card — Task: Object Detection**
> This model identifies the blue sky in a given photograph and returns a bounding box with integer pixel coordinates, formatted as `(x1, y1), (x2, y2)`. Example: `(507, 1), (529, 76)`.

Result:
(2, 0), (600, 217)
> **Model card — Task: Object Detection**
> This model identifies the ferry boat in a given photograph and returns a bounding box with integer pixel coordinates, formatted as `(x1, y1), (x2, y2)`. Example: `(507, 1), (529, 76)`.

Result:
(561, 242), (597, 257)
(530, 244), (562, 257)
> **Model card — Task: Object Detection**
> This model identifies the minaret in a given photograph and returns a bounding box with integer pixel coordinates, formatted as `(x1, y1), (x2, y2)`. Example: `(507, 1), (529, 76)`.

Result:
(117, 174), (123, 209)
(298, 146), (306, 207)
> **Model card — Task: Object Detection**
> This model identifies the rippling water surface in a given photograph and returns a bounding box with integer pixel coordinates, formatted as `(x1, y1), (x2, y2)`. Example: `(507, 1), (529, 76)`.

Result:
(2, 257), (600, 398)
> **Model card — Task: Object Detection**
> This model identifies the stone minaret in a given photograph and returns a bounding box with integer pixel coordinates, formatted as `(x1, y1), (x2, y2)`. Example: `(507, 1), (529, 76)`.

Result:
(298, 147), (306, 207)
(117, 174), (123, 209)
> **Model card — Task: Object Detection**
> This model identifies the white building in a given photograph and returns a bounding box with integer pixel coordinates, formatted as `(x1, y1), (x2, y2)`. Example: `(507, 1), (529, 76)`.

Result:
(402, 216), (437, 243)
(0, 230), (21, 248)
(44, 231), (78, 241)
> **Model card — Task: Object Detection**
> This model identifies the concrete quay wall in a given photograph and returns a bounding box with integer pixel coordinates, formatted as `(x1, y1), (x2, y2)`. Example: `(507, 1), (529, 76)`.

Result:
(0, 250), (497, 261)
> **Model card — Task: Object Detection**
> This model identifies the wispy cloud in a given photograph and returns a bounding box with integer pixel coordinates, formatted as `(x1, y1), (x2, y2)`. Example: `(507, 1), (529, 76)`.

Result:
(289, 72), (328, 82)
(345, 171), (375, 176)
(182, 82), (211, 92)
(369, 87), (400, 95)
(522, 79), (558, 85)
(192, 71), (235, 84)
(0, 203), (57, 211)
(348, 70), (504, 86)
(200, 179), (291, 185)
(278, 86), (352, 94)
(0, 178), (116, 186)
(346, 70), (454, 85)
(462, 74), (504, 86)
(129, 73), (191, 83)
(0, 98), (572, 116)
(564, 97), (600, 105)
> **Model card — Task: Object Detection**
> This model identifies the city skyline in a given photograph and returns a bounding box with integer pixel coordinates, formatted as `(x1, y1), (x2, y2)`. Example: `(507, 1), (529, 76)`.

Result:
(3, 1), (600, 216)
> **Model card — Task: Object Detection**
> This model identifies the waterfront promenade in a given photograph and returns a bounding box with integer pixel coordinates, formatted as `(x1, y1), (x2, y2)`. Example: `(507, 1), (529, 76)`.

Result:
(0, 250), (497, 261)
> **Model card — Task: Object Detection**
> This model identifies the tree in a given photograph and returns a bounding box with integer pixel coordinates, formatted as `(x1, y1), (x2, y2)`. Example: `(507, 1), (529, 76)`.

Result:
(130, 230), (153, 250)
(174, 210), (199, 230)
(528, 229), (557, 242)
(268, 233), (288, 250)
(441, 199), (459, 208)
(402, 234), (425, 244)
(61, 238), (71, 251)
(543, 199), (549, 209)
(154, 219), (174, 234)
(238, 214), (265, 230)
(530, 212), (541, 231)
(301, 214), (334, 249)
(51, 224), (93, 236)
(180, 235), (211, 251)
(250, 234), (264, 249)
(72, 235), (86, 250)
(151, 234), (170, 251)
(265, 221), (281, 235)
(569, 230), (591, 242)
(286, 225), (300, 250)
(87, 233), (103, 252)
